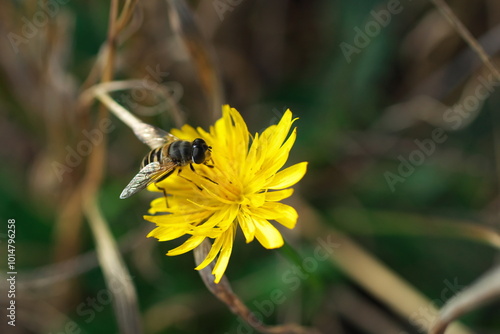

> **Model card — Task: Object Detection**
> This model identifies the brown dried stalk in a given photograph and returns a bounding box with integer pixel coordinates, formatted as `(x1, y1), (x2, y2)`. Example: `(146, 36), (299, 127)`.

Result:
(194, 240), (321, 334)
(428, 1), (500, 333)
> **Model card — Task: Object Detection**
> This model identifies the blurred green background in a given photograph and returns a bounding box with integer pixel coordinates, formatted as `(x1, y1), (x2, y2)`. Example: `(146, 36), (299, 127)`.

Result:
(1, 0), (499, 333)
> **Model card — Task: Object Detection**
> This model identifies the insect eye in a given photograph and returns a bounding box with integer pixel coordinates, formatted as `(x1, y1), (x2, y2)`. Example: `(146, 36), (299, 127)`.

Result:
(192, 138), (208, 164)
(192, 149), (205, 164)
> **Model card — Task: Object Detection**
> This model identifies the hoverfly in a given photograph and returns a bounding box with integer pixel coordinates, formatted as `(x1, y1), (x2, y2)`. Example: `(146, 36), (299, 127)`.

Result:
(120, 126), (212, 199)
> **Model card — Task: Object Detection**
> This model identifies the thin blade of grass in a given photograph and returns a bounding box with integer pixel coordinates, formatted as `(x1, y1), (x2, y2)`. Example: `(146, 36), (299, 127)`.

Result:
(429, 264), (500, 334)
(430, 0), (500, 81)
(166, 0), (224, 119)
(84, 198), (142, 334)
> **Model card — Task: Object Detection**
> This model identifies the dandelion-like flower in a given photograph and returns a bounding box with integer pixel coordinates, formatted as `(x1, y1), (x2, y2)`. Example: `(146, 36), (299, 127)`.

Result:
(145, 105), (307, 283)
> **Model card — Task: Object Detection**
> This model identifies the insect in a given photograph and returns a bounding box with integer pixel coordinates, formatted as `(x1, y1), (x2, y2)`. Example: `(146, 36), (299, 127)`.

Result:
(120, 126), (212, 199)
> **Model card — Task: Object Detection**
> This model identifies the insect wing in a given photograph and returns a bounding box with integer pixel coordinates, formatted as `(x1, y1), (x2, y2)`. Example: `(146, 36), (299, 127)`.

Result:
(133, 123), (179, 149)
(120, 161), (175, 199)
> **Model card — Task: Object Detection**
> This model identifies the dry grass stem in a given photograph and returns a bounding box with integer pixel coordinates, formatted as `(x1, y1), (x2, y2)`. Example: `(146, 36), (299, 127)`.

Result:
(166, 0), (224, 120)
(84, 198), (142, 334)
(194, 240), (321, 334)
(429, 265), (500, 334)
(430, 0), (500, 81)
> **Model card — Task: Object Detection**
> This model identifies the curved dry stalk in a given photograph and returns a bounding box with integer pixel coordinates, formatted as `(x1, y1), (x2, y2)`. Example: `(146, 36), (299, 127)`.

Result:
(84, 198), (142, 334)
(194, 240), (320, 334)
(80, 80), (185, 129)
(423, 3), (500, 333)
(116, 0), (140, 32)
(429, 264), (500, 334)
(166, 0), (224, 120)
(80, 0), (139, 90)
(430, 0), (500, 81)
(57, 0), (141, 256)
(46, 1), (141, 330)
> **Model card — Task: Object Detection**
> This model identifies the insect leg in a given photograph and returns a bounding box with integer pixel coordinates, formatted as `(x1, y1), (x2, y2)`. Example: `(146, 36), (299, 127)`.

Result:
(178, 168), (203, 191)
(155, 169), (175, 208)
(155, 184), (170, 207)
(188, 164), (218, 185)
(204, 157), (215, 168)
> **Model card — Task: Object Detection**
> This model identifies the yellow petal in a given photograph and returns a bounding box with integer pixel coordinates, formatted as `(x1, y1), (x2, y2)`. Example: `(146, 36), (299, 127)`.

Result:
(251, 202), (298, 229)
(228, 107), (249, 148)
(170, 124), (200, 141)
(148, 197), (168, 214)
(261, 110), (294, 152)
(259, 128), (297, 176)
(195, 236), (224, 270)
(265, 189), (294, 201)
(237, 211), (256, 243)
(147, 183), (163, 192)
(268, 203), (298, 229)
(212, 224), (236, 283)
(147, 226), (188, 241)
(247, 192), (266, 207)
(144, 210), (210, 226)
(253, 219), (284, 249)
(242, 133), (265, 183)
(167, 235), (206, 256)
(190, 205), (238, 235)
(267, 162), (308, 189)
(213, 106), (249, 171)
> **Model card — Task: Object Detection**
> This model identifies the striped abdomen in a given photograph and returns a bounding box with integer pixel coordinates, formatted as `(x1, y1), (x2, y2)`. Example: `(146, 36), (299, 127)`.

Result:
(140, 140), (193, 168)
(140, 145), (168, 168)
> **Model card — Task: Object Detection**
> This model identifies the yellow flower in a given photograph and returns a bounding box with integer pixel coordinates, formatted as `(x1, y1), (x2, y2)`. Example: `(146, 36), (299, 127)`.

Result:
(144, 105), (307, 283)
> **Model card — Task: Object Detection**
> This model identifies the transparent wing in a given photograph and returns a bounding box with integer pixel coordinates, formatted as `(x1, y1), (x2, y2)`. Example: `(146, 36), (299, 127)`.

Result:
(133, 123), (179, 149)
(120, 161), (176, 199)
